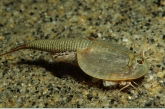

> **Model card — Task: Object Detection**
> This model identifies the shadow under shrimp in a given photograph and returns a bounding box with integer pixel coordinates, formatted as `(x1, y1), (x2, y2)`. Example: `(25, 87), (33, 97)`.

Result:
(16, 59), (94, 86)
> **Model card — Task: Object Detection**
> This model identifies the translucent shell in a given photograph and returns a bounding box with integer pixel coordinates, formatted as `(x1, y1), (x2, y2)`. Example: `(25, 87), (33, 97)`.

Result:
(77, 38), (149, 81)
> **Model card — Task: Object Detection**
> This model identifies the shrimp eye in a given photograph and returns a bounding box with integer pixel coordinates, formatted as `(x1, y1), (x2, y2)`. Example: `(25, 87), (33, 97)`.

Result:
(137, 59), (144, 64)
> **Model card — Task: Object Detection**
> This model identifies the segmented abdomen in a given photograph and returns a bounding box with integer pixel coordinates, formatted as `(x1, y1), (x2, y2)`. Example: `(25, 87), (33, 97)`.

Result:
(26, 38), (92, 53)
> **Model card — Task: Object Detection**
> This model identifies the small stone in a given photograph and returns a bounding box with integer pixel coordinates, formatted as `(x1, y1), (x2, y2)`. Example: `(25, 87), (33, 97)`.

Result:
(0, 36), (5, 40)
(156, 71), (165, 78)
